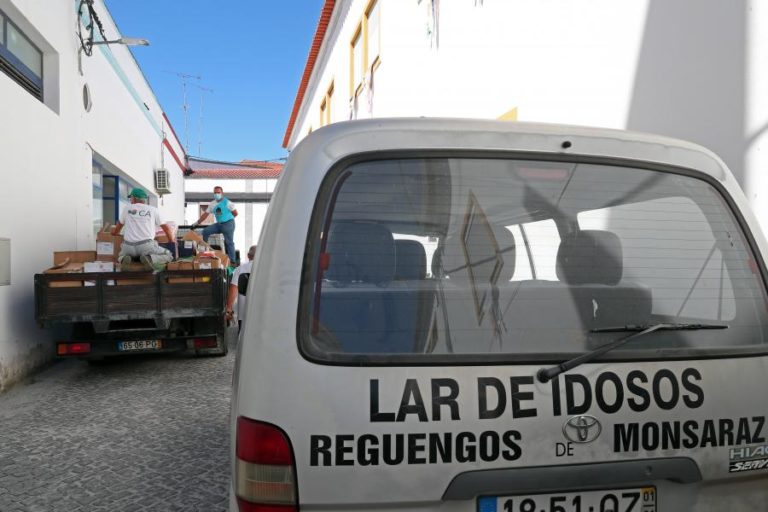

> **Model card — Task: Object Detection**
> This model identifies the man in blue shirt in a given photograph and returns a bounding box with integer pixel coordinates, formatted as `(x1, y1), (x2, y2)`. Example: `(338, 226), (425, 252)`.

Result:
(193, 185), (238, 264)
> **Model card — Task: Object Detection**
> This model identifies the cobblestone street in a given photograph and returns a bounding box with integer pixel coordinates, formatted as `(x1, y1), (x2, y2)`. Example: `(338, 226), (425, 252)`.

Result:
(0, 332), (235, 512)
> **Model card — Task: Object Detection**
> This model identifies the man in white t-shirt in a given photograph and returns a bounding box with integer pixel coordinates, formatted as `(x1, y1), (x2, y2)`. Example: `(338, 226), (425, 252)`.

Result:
(227, 244), (256, 331)
(111, 188), (176, 269)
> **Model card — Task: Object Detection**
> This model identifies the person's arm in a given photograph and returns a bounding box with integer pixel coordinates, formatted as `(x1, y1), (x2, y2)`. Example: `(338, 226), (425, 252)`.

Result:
(160, 223), (176, 244)
(113, 206), (127, 235)
(226, 283), (238, 319)
(227, 200), (238, 218)
(193, 211), (210, 226)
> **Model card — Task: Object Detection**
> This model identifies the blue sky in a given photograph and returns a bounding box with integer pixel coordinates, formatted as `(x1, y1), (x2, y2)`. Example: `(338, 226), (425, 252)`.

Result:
(106, 0), (324, 163)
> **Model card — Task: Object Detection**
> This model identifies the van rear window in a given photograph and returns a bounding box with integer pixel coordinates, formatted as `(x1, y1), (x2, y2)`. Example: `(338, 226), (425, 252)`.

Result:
(300, 158), (768, 363)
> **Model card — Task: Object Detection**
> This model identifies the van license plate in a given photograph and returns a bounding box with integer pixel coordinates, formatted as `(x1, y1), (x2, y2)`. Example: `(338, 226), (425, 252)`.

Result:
(478, 486), (656, 512)
(118, 340), (162, 351)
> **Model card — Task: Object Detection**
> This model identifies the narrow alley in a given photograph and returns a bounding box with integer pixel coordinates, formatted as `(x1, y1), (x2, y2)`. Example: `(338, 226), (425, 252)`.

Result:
(0, 332), (235, 512)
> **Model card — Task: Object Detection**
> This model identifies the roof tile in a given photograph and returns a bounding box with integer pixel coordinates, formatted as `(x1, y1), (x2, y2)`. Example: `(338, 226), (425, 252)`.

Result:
(188, 167), (282, 179)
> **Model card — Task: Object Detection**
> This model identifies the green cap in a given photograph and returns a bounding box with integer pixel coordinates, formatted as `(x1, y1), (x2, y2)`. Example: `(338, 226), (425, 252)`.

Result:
(128, 188), (148, 199)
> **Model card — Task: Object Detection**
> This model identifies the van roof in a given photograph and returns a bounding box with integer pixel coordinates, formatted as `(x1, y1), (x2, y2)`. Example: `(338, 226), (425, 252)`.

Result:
(289, 118), (729, 182)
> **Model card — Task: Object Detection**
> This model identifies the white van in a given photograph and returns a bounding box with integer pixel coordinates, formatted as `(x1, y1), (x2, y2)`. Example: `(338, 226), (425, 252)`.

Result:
(230, 119), (768, 512)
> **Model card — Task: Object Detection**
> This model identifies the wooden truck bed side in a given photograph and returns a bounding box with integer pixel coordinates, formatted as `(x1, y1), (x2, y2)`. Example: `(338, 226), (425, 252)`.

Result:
(34, 269), (227, 328)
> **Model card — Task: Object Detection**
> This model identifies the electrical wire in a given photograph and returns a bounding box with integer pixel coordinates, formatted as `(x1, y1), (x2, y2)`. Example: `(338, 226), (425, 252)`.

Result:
(77, 0), (108, 57)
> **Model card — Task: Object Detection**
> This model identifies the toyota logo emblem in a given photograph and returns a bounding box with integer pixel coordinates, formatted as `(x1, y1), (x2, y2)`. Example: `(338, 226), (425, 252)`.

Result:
(563, 415), (602, 443)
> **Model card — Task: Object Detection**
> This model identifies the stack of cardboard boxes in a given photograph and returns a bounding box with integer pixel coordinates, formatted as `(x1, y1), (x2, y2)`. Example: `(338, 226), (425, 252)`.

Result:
(44, 251), (97, 287)
(42, 225), (230, 287)
(166, 231), (230, 283)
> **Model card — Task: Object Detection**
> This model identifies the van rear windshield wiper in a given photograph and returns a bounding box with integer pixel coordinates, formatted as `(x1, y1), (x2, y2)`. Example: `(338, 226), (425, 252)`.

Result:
(590, 323), (728, 333)
(536, 322), (728, 383)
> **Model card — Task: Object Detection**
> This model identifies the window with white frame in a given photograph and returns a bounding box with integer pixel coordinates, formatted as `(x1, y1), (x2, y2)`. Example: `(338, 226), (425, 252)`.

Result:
(349, 1), (381, 100)
(350, 27), (363, 97)
(367, 0), (380, 67)
(320, 81), (334, 127)
(0, 9), (43, 100)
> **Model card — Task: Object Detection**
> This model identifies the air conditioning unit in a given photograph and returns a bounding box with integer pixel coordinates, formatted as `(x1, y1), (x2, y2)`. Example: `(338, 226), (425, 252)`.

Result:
(154, 168), (171, 195)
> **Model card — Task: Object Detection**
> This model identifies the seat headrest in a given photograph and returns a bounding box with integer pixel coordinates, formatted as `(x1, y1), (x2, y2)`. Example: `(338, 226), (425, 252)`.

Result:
(394, 240), (427, 280)
(556, 230), (623, 285)
(325, 222), (396, 285)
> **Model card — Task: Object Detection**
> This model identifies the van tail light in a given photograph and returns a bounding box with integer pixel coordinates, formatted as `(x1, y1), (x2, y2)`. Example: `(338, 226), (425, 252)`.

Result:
(236, 417), (297, 512)
(57, 342), (91, 356)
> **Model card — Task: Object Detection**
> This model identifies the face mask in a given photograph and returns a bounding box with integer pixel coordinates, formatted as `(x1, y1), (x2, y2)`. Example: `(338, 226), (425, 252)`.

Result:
(214, 193), (222, 200)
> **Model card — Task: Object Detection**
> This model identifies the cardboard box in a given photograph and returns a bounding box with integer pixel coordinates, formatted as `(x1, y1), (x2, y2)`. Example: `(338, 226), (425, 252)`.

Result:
(194, 256), (222, 270)
(183, 230), (217, 251)
(166, 260), (196, 283)
(167, 260), (195, 271)
(96, 225), (123, 262)
(182, 230), (205, 244)
(53, 251), (96, 266)
(180, 232), (234, 265)
(178, 240), (197, 258)
(45, 263), (84, 274)
(196, 250), (230, 268)
(84, 261), (114, 272)
(84, 261), (115, 286)
(158, 242), (179, 260)
(193, 256), (222, 282)
(213, 250), (230, 268)
(44, 261), (85, 288)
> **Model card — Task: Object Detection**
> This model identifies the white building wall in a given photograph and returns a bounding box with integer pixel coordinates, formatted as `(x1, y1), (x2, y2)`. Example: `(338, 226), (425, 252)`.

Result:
(0, 0), (186, 391)
(291, 1), (651, 142)
(288, 0), (768, 235)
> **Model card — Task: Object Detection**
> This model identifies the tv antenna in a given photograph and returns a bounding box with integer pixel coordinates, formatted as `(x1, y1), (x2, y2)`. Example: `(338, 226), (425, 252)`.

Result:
(165, 70), (201, 154)
(195, 85), (213, 156)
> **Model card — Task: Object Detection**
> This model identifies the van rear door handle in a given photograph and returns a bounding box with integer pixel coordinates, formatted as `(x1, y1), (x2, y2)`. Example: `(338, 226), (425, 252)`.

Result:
(442, 457), (702, 500)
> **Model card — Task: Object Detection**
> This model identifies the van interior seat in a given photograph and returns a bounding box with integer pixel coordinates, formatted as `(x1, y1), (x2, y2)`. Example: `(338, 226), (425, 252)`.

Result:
(505, 230), (652, 350)
(555, 229), (652, 327)
(394, 239), (427, 281)
(324, 221), (396, 285)
(319, 222), (433, 354)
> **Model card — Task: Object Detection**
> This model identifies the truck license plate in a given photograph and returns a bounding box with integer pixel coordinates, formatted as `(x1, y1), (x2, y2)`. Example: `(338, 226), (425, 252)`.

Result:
(118, 340), (162, 351)
(478, 487), (656, 512)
